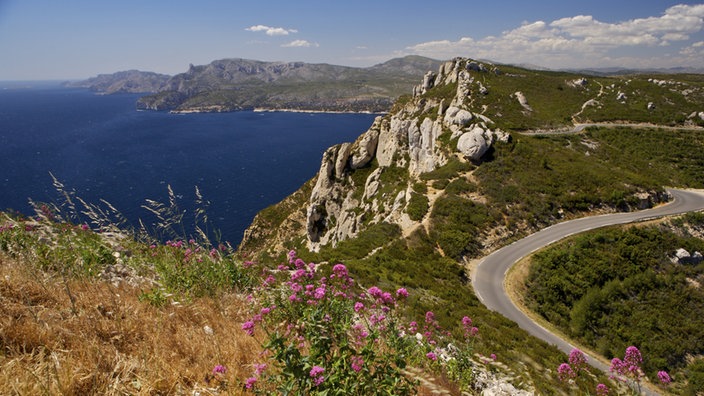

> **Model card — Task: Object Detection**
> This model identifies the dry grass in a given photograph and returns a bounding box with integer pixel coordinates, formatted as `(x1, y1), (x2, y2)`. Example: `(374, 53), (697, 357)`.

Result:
(0, 253), (260, 395)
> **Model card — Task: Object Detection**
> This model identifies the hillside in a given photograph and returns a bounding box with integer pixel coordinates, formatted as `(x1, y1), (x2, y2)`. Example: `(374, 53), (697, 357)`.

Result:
(64, 70), (171, 94)
(239, 57), (704, 393)
(136, 56), (443, 113)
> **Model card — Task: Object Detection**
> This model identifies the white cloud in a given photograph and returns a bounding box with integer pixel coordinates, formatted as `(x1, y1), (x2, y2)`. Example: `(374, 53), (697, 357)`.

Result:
(282, 40), (319, 48)
(404, 4), (704, 69)
(245, 25), (298, 36)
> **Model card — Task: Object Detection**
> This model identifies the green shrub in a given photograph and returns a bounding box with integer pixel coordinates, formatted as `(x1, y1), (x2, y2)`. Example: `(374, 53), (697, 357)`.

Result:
(407, 193), (429, 221)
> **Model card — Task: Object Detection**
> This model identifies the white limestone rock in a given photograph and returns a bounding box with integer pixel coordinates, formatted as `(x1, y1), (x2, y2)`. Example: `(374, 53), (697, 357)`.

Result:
(457, 127), (490, 162)
(350, 126), (380, 169)
(443, 106), (474, 127)
(514, 91), (533, 112)
(334, 143), (351, 179)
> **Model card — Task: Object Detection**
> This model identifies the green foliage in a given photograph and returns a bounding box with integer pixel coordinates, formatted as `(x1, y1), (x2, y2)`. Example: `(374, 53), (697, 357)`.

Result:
(407, 193), (429, 221)
(419, 157), (474, 181)
(429, 195), (491, 260)
(586, 127), (704, 188)
(524, 220), (704, 391)
(445, 178), (477, 195)
(316, 222), (401, 264)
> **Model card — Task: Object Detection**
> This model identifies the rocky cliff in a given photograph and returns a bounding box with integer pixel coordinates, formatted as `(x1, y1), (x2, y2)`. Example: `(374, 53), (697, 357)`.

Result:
(241, 58), (510, 254)
(136, 56), (443, 112)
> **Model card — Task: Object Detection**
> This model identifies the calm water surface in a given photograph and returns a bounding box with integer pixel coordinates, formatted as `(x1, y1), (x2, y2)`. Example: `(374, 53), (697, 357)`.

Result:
(0, 82), (377, 245)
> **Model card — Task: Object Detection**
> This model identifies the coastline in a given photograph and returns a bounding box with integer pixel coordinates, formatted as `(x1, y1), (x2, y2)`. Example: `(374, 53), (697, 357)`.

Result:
(168, 107), (386, 115)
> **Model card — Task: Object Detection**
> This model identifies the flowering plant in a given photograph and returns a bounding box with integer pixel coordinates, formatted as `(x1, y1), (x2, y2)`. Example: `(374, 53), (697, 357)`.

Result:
(240, 251), (483, 394)
(240, 251), (417, 394)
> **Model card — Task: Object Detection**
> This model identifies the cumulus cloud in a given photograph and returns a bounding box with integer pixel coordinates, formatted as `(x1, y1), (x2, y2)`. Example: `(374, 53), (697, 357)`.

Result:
(246, 25), (298, 36)
(404, 4), (704, 69)
(282, 40), (319, 48)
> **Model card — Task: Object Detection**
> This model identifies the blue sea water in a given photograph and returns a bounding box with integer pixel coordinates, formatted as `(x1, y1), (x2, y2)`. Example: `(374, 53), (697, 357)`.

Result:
(0, 82), (377, 245)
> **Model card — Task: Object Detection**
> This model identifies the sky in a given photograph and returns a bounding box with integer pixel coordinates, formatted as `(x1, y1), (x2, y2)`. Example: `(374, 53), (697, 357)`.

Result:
(1, 0), (704, 80)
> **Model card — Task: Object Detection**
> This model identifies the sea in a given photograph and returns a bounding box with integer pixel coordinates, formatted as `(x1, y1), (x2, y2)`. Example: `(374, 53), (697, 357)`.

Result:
(0, 82), (377, 246)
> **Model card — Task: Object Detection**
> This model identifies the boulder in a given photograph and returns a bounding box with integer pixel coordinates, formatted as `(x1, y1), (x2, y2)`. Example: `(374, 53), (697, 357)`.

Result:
(467, 61), (487, 72)
(443, 106), (473, 127)
(457, 127), (489, 162)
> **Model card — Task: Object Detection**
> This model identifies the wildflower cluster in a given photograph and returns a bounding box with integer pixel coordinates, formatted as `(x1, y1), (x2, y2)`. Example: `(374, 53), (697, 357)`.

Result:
(240, 251), (416, 394)
(608, 345), (672, 393)
(240, 251), (482, 394)
(556, 349), (608, 394)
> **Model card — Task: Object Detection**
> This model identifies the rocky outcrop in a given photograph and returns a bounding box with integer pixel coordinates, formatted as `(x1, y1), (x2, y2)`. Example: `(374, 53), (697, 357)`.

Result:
(514, 91), (533, 112)
(673, 248), (704, 265)
(303, 58), (509, 250)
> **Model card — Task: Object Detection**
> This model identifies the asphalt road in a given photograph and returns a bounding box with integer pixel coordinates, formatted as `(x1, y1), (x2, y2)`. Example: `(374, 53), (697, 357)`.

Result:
(472, 188), (704, 392)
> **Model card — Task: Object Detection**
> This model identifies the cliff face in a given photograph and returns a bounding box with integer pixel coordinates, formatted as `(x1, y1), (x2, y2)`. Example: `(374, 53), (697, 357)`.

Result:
(241, 58), (508, 254)
(136, 56), (443, 113)
(65, 70), (171, 94)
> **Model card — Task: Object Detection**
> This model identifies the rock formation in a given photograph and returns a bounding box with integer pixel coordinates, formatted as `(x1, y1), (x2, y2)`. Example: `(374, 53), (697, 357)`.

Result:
(302, 58), (509, 251)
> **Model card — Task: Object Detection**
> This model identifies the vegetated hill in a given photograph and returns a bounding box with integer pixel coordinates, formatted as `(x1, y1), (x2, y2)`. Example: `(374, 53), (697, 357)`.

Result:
(64, 70), (171, 94)
(238, 57), (704, 392)
(524, 213), (704, 395)
(136, 56), (444, 113)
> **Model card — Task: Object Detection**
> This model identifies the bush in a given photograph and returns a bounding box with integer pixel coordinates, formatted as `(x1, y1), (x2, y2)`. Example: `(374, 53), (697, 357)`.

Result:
(407, 193), (429, 221)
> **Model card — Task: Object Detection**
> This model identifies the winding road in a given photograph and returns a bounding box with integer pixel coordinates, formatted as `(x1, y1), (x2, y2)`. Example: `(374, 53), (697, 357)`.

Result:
(472, 188), (704, 393)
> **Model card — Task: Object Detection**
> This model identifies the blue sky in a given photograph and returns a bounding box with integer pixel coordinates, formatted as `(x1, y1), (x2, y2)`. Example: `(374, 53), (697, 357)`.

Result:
(1, 0), (703, 80)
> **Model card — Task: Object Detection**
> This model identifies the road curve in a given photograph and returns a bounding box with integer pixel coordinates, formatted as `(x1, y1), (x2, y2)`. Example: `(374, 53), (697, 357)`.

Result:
(472, 188), (704, 391)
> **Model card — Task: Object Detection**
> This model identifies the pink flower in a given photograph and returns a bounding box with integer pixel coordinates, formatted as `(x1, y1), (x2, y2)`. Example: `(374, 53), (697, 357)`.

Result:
(624, 346), (642, 374)
(245, 376), (257, 389)
(610, 357), (623, 376)
(396, 288), (408, 298)
(557, 363), (575, 381)
(212, 364), (227, 375)
(368, 286), (383, 298)
(310, 366), (325, 386)
(426, 352), (437, 361)
(568, 348), (588, 371)
(314, 286), (326, 300)
(351, 356), (364, 372)
(332, 263), (348, 277)
(596, 383), (609, 396)
(260, 306), (273, 315)
(241, 321), (255, 336)
(657, 371), (671, 385)
(461, 316), (472, 327)
(254, 363), (267, 376)
(354, 302), (365, 312)
(425, 311), (435, 323)
(490, 353), (497, 361)
(288, 249), (296, 264)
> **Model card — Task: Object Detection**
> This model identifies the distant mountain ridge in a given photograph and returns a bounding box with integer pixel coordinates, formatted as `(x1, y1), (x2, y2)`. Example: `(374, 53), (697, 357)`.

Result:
(135, 56), (444, 113)
(64, 70), (170, 94)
